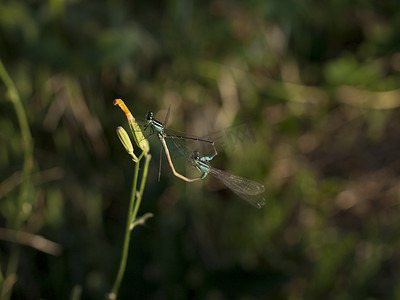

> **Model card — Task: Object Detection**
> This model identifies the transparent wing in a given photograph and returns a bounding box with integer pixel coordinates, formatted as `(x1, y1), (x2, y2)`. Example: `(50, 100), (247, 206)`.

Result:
(209, 168), (266, 209)
(163, 129), (216, 161)
(166, 135), (197, 163)
(164, 127), (215, 145)
(209, 168), (265, 195)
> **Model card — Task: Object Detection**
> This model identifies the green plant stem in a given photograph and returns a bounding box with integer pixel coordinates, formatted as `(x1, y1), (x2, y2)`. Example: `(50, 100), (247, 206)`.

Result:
(130, 153), (151, 225)
(110, 158), (141, 297)
(0, 56), (34, 300)
(109, 151), (151, 299)
(0, 58), (34, 220)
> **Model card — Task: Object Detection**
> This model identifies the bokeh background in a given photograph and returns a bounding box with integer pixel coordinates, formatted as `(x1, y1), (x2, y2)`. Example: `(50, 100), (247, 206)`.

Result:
(1, 0), (400, 299)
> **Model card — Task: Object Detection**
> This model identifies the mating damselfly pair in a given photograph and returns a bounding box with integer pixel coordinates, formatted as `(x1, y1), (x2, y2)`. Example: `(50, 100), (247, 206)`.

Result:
(114, 99), (266, 209)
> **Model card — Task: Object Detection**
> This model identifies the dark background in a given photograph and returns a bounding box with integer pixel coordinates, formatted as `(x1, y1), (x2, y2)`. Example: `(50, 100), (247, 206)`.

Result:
(1, 0), (400, 299)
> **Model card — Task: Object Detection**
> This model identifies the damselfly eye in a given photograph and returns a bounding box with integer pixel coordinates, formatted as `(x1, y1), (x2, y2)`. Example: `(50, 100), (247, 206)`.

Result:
(191, 151), (200, 160)
(146, 111), (153, 121)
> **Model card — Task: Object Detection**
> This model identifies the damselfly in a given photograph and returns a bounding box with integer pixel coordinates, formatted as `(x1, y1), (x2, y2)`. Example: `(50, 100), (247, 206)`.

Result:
(144, 106), (218, 181)
(190, 150), (266, 209)
(166, 135), (266, 208)
(144, 107), (217, 150)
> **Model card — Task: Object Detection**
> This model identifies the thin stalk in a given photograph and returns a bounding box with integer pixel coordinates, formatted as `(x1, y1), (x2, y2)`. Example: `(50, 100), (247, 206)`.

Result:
(0, 57), (34, 225)
(110, 99), (152, 299)
(109, 153), (143, 298)
(0, 56), (34, 300)
(158, 134), (201, 183)
(131, 153), (151, 224)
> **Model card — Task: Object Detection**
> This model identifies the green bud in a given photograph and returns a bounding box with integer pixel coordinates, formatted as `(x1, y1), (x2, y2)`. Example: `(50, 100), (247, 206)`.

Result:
(114, 99), (150, 154)
(116, 126), (138, 162)
(129, 122), (150, 154)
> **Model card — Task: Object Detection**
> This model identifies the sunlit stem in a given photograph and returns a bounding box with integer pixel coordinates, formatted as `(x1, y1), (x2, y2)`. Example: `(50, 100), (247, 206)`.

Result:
(109, 100), (152, 300)
(130, 213), (154, 230)
(130, 153), (152, 226)
(110, 151), (144, 299)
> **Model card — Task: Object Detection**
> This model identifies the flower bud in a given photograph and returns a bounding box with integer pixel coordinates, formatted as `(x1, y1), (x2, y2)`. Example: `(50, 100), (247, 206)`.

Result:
(116, 126), (138, 162)
(114, 99), (150, 154)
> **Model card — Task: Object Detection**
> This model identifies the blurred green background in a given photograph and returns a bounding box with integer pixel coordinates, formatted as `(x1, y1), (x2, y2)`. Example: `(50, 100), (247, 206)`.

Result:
(1, 0), (400, 299)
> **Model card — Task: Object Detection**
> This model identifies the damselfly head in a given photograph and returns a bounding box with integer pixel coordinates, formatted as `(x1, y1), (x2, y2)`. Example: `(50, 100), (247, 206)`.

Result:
(146, 111), (154, 121)
(191, 151), (200, 160)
